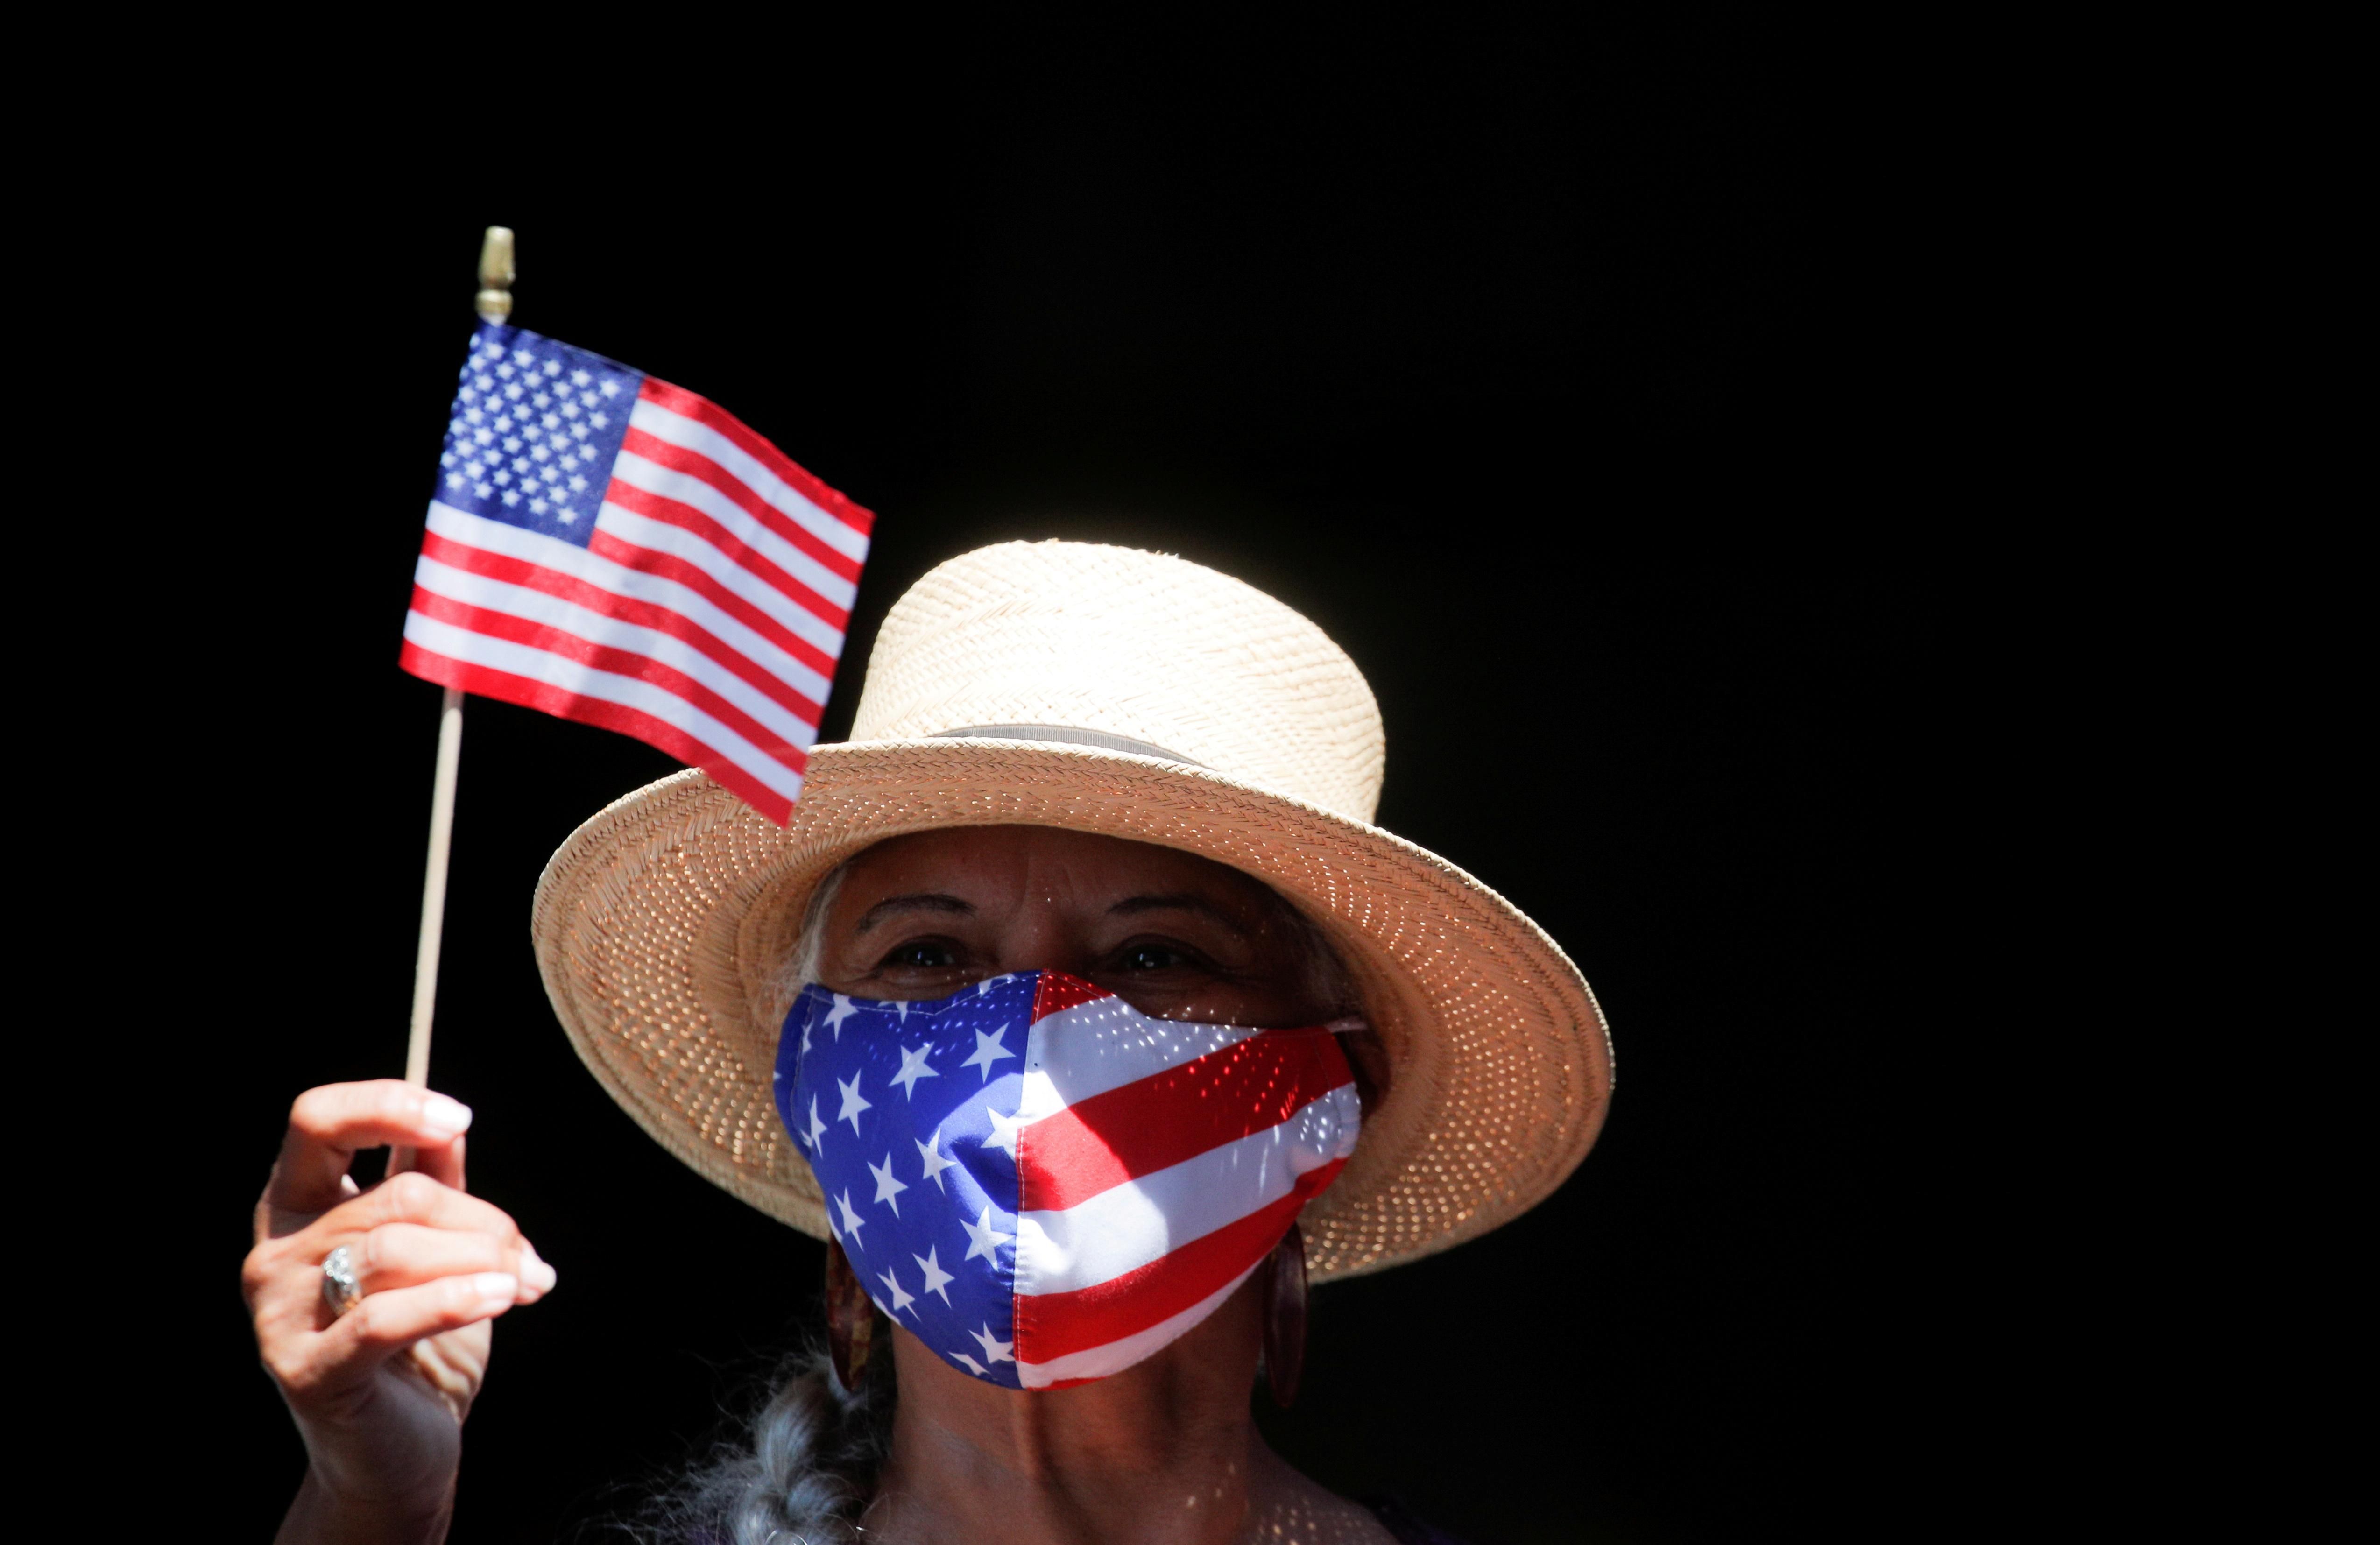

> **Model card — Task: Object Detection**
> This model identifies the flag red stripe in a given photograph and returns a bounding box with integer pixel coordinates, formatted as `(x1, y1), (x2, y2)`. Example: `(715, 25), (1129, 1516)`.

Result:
(621, 425), (863, 584)
(1018, 1032), (1354, 1213)
(1030, 973), (1115, 1021)
(603, 477), (851, 632)
(407, 588), (809, 775)
(1010, 1159), (1344, 1365)
(586, 525), (840, 678)
(417, 528), (824, 726)
(637, 378), (875, 537)
(398, 643), (795, 823)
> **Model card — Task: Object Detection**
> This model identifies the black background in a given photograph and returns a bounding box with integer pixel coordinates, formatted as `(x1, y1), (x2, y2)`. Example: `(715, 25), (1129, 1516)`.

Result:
(159, 22), (1946, 1543)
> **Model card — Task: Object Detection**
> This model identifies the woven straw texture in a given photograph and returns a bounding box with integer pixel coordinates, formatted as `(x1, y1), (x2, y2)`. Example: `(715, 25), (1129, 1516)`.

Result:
(531, 541), (1613, 1281)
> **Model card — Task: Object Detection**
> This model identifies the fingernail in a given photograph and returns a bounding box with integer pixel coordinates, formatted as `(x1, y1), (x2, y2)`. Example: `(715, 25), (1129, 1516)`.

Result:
(420, 1094), (473, 1138)
(472, 1271), (518, 1308)
(519, 1245), (558, 1294)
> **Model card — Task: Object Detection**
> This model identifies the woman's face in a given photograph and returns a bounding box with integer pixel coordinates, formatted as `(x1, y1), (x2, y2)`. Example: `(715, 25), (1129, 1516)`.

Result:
(815, 825), (1342, 1030)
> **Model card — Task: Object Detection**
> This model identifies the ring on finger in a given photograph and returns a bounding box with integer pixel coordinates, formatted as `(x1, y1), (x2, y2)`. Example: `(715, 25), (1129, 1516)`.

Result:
(321, 1244), (363, 1319)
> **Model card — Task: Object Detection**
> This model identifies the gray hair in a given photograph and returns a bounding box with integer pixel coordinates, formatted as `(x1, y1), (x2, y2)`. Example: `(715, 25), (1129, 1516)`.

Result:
(771, 863), (850, 1014)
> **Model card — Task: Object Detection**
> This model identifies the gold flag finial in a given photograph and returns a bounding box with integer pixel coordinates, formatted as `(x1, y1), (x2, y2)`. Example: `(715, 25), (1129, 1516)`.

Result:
(475, 226), (516, 323)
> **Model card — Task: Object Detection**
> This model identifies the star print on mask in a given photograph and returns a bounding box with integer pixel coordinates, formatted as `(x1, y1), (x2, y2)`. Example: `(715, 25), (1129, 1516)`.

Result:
(775, 972), (1360, 1391)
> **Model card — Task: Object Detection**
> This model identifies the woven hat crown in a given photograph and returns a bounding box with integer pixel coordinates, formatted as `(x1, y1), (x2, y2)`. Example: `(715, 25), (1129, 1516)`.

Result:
(849, 541), (1386, 823)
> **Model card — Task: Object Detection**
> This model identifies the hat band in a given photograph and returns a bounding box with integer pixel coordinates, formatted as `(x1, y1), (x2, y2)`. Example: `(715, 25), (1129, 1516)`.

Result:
(929, 724), (1207, 768)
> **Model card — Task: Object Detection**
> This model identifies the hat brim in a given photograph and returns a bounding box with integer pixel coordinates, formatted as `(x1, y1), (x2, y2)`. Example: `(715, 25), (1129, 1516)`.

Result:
(531, 737), (1613, 1283)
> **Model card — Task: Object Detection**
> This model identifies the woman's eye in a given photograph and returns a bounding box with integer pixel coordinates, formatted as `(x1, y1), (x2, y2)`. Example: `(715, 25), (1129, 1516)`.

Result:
(1118, 944), (1189, 973)
(880, 940), (958, 970)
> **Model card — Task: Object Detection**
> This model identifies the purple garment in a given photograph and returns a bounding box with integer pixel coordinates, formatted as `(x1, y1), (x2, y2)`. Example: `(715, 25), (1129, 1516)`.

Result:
(1368, 1494), (1476, 1545)
(688, 1492), (1473, 1541)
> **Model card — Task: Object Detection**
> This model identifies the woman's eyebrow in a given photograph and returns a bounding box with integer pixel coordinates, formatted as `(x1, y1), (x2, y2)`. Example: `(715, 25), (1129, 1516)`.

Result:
(1108, 893), (1250, 937)
(851, 893), (976, 935)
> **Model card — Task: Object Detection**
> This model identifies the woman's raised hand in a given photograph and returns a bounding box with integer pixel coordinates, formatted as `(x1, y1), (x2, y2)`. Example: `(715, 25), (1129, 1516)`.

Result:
(244, 1081), (555, 1545)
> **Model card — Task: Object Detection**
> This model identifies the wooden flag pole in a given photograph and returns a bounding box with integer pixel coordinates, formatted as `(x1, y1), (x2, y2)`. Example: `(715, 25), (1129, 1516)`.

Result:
(399, 226), (513, 1104)
(404, 686), (465, 1086)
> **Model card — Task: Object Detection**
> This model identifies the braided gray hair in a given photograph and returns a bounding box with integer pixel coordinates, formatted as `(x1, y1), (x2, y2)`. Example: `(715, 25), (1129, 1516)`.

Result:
(617, 1340), (893, 1544)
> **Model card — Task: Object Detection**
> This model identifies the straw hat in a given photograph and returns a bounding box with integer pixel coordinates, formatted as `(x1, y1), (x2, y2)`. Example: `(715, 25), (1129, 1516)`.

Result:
(532, 540), (1612, 1282)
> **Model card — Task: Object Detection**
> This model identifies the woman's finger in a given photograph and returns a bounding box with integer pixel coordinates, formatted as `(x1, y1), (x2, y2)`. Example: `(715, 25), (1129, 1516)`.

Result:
(267, 1082), (474, 1216)
(249, 1175), (544, 1333)
(407, 1131), (467, 1192)
(279, 1273), (519, 1399)
(309, 1171), (523, 1251)
(353, 1223), (558, 1302)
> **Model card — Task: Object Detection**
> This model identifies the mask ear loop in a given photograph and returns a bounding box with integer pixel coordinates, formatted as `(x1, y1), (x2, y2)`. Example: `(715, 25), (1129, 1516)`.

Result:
(825, 1237), (880, 1397)
(1263, 1224), (1310, 1407)
(1328, 1013), (1386, 1121)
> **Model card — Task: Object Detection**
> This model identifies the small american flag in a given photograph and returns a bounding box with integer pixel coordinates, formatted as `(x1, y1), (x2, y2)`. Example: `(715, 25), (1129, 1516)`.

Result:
(778, 972), (1360, 1389)
(400, 324), (870, 823)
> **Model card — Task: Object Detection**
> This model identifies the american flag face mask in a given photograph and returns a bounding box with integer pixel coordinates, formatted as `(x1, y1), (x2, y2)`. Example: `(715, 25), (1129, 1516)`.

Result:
(774, 972), (1361, 1389)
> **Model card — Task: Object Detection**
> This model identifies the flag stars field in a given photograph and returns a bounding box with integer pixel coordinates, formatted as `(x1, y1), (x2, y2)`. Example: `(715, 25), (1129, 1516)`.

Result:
(401, 322), (874, 827)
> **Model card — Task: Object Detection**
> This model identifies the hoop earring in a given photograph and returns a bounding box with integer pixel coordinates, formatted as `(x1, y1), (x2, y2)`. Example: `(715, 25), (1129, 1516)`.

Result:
(825, 1237), (878, 1395)
(1263, 1225), (1309, 1408)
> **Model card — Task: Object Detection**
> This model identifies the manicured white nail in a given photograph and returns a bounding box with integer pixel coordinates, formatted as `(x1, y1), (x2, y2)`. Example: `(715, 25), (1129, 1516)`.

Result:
(420, 1095), (473, 1138)
(519, 1245), (558, 1294)
(472, 1271), (518, 1307)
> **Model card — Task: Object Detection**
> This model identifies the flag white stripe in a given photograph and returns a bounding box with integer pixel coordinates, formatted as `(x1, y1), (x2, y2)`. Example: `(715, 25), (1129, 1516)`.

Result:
(425, 502), (838, 696)
(412, 553), (819, 753)
(629, 398), (870, 563)
(610, 449), (858, 610)
(401, 611), (805, 800)
(1013, 998), (1265, 1122)
(595, 502), (846, 658)
(1011, 1085), (1360, 1297)
(1013, 1264), (1257, 1389)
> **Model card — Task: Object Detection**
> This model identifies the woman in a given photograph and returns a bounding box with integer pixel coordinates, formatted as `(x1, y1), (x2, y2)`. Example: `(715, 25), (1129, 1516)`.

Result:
(246, 541), (1614, 1543)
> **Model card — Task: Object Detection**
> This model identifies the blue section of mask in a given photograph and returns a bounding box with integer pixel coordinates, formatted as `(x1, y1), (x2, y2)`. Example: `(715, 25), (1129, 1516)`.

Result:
(775, 974), (1041, 1387)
